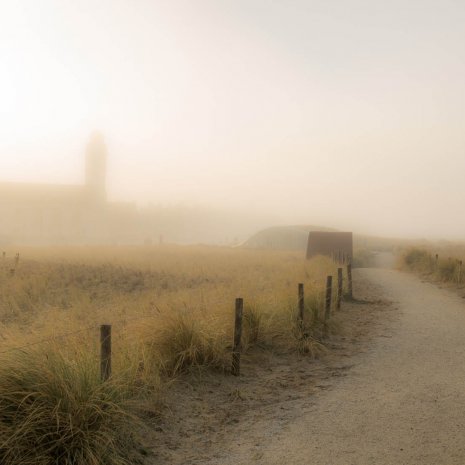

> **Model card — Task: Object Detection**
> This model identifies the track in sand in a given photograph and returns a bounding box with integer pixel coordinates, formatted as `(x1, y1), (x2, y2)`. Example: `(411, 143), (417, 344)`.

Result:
(203, 254), (465, 464)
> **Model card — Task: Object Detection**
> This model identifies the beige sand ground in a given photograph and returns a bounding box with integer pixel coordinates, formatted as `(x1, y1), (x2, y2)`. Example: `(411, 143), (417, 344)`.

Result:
(194, 256), (465, 465)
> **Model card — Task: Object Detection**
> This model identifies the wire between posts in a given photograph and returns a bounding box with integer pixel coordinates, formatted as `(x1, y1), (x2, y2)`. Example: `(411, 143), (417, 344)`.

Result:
(0, 313), (160, 356)
(0, 325), (98, 355)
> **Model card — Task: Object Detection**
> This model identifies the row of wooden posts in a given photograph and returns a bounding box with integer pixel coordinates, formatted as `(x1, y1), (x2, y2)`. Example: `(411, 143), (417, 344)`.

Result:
(98, 263), (354, 381)
(232, 263), (353, 376)
(41, 252), (465, 383)
(3, 251), (354, 381)
(42, 252), (465, 381)
(16, 250), (465, 382)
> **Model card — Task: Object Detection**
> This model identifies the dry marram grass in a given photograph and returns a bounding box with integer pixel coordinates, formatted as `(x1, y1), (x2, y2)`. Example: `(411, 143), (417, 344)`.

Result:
(0, 245), (345, 464)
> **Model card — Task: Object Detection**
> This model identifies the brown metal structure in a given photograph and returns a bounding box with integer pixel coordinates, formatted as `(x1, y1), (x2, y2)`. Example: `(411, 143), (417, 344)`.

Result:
(306, 231), (353, 262)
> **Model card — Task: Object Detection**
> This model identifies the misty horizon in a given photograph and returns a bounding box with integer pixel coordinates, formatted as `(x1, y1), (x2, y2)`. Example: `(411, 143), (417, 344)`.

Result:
(2, 1), (465, 240)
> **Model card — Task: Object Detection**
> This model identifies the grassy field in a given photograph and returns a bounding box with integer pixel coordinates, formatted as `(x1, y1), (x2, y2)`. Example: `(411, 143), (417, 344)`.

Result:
(0, 245), (345, 464)
(400, 245), (465, 284)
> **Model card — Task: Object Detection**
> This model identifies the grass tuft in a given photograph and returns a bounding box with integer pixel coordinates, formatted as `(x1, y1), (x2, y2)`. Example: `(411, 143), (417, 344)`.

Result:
(0, 347), (144, 465)
(243, 302), (264, 347)
(145, 309), (229, 376)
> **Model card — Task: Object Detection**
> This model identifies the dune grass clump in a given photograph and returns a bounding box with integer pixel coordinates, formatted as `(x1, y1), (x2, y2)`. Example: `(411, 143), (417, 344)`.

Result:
(436, 258), (457, 282)
(248, 293), (328, 357)
(401, 247), (462, 284)
(144, 310), (230, 376)
(243, 302), (263, 346)
(0, 348), (144, 465)
(402, 248), (434, 273)
(291, 295), (329, 356)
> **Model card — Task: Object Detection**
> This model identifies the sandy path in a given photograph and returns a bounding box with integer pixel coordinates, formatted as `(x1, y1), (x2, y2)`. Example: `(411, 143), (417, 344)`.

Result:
(207, 262), (465, 464)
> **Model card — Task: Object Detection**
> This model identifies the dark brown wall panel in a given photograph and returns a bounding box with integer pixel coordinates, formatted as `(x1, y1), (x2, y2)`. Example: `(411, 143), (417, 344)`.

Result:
(306, 232), (353, 260)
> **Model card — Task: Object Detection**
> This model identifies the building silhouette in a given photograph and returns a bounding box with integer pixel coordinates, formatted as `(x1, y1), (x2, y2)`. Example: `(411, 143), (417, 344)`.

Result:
(0, 133), (138, 244)
(0, 133), (272, 246)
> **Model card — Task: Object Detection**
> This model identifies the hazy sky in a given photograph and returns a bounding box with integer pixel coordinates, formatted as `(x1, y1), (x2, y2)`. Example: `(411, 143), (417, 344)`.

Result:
(1, 0), (465, 238)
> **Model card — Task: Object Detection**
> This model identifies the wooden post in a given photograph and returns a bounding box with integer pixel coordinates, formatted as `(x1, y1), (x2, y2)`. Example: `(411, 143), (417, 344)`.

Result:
(100, 324), (112, 382)
(231, 298), (243, 376)
(458, 260), (463, 284)
(337, 267), (343, 310)
(347, 263), (353, 300)
(298, 283), (304, 327)
(324, 276), (333, 321)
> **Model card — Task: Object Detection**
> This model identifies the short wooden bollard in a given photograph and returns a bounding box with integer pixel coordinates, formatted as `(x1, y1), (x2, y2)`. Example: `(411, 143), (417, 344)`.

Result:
(100, 324), (112, 382)
(298, 283), (304, 327)
(337, 268), (343, 310)
(324, 276), (333, 321)
(231, 298), (243, 376)
(347, 263), (353, 300)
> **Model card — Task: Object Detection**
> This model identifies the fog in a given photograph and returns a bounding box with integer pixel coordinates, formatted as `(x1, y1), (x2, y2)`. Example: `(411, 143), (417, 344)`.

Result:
(1, 0), (465, 243)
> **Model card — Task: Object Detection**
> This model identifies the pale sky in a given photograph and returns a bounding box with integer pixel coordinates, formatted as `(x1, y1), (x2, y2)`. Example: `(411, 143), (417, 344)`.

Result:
(1, 0), (465, 239)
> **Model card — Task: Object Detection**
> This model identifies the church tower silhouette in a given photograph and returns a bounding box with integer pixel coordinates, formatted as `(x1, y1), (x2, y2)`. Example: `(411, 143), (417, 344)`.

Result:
(85, 131), (107, 202)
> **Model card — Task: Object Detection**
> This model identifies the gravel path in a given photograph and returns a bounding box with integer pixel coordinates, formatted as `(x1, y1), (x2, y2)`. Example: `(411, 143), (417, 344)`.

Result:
(211, 263), (465, 464)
